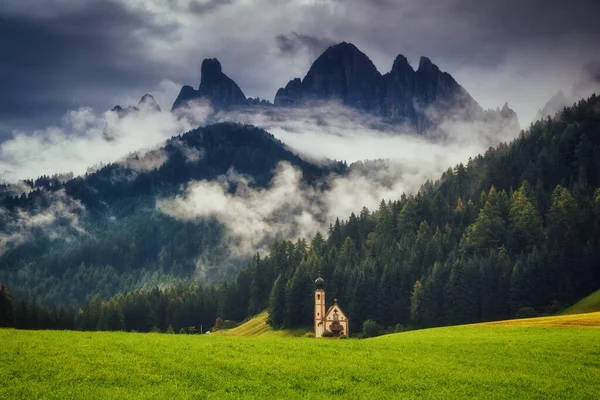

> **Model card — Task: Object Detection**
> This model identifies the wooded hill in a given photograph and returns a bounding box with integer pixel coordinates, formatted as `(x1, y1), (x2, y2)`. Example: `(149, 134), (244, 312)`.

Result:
(2, 95), (600, 334)
(250, 94), (600, 332)
(0, 123), (343, 307)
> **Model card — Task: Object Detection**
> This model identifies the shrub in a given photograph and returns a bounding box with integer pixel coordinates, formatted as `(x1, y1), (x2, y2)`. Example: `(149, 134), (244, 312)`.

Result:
(321, 330), (334, 338)
(393, 324), (409, 333)
(363, 319), (381, 338)
(150, 326), (161, 333)
(186, 326), (197, 334)
(516, 307), (537, 319)
(178, 328), (186, 334)
(339, 333), (349, 339)
(165, 325), (175, 334)
(545, 300), (563, 315)
(303, 331), (315, 338)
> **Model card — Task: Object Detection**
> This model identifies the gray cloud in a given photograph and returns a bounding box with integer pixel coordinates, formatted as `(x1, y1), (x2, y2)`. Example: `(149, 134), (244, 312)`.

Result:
(188, 0), (235, 14)
(2, 0), (600, 139)
(0, 0), (177, 138)
(275, 32), (335, 60)
(0, 189), (86, 255)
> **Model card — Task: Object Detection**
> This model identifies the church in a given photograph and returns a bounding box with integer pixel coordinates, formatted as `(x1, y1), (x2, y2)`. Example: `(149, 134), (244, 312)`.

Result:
(314, 275), (350, 337)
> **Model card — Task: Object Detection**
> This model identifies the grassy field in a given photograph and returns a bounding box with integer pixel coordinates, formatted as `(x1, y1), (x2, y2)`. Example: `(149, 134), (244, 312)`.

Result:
(212, 311), (308, 337)
(562, 289), (600, 315)
(2, 317), (600, 399)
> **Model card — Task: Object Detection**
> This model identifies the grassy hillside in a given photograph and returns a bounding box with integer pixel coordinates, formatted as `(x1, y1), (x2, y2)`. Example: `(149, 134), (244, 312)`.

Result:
(562, 289), (600, 315)
(2, 322), (599, 399)
(212, 312), (308, 337)
(476, 311), (600, 327)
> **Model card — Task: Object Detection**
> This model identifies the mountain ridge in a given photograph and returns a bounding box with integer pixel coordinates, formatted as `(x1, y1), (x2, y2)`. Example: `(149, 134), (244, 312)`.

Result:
(171, 42), (517, 133)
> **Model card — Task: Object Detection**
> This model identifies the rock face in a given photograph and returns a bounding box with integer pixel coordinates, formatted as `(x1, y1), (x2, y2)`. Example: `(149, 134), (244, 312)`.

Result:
(273, 42), (487, 132)
(301, 42), (383, 111)
(170, 42), (518, 134)
(381, 54), (418, 126)
(138, 93), (161, 113)
(111, 94), (162, 117)
(172, 59), (247, 111)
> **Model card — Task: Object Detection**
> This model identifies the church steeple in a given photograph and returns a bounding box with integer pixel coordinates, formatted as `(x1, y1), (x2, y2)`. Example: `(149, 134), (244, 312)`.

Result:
(314, 274), (326, 337)
(315, 275), (325, 290)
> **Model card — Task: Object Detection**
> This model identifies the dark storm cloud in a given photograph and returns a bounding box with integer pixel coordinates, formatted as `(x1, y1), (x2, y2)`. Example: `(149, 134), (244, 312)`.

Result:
(0, 0), (177, 138)
(2, 0), (600, 140)
(320, 0), (600, 69)
(275, 32), (335, 60)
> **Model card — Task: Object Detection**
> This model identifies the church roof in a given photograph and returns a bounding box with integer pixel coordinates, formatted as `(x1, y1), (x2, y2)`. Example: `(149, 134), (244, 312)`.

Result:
(325, 301), (349, 321)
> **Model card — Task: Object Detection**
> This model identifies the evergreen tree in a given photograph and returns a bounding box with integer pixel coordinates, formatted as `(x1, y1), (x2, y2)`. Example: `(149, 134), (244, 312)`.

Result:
(267, 274), (286, 328)
(0, 286), (15, 327)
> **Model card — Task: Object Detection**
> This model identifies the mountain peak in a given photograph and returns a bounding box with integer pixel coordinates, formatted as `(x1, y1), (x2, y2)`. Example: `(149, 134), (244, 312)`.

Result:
(417, 56), (438, 72)
(294, 41), (382, 110)
(171, 58), (247, 110)
(200, 58), (223, 85)
(138, 93), (161, 112)
(324, 41), (360, 54)
(391, 54), (414, 73)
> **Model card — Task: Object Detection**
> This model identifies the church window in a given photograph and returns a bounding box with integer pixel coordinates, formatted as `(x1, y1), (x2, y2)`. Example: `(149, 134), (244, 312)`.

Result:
(317, 294), (320, 300)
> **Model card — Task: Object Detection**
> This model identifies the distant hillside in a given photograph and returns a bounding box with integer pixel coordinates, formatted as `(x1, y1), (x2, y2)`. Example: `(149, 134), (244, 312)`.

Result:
(476, 311), (600, 328)
(211, 312), (307, 337)
(562, 289), (600, 315)
(0, 123), (344, 306)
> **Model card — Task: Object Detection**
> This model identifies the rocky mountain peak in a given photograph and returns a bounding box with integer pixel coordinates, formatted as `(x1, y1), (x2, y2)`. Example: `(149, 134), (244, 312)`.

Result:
(283, 41), (383, 111)
(169, 42), (512, 134)
(417, 56), (438, 72)
(171, 58), (247, 111)
(138, 93), (161, 112)
(200, 58), (223, 84)
(391, 54), (414, 74)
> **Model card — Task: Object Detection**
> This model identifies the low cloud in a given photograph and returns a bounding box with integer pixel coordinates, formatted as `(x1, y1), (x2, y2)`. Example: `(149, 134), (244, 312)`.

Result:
(156, 100), (521, 263)
(534, 60), (600, 121)
(210, 101), (519, 165)
(1, 96), (522, 266)
(0, 189), (86, 255)
(0, 100), (211, 183)
(158, 162), (321, 258)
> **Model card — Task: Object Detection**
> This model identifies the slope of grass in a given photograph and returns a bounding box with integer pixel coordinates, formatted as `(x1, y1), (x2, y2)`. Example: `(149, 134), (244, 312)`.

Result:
(477, 311), (600, 328)
(2, 323), (600, 399)
(562, 289), (600, 315)
(211, 311), (308, 337)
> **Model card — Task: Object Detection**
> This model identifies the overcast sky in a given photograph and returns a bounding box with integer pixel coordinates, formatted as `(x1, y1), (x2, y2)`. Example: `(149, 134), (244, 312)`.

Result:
(2, 0), (600, 140)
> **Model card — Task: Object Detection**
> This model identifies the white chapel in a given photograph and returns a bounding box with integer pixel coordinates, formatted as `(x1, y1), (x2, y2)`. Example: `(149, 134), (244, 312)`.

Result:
(314, 275), (350, 337)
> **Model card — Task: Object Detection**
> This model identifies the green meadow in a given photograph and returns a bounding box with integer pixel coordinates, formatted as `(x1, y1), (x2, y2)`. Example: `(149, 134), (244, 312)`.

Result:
(2, 319), (600, 399)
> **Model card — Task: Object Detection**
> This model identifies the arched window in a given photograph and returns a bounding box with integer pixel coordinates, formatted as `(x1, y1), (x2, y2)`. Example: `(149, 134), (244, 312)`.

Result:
(317, 294), (320, 300)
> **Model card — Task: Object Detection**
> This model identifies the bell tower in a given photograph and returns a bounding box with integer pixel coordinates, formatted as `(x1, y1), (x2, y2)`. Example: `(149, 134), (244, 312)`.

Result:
(314, 275), (325, 337)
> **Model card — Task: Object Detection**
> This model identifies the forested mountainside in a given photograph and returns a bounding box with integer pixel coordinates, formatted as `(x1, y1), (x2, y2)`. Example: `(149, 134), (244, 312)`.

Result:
(259, 95), (600, 332)
(4, 95), (598, 335)
(0, 123), (344, 307)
